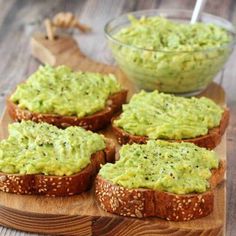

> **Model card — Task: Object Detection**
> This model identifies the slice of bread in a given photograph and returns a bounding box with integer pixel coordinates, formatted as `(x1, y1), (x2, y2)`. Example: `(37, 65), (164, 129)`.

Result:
(95, 160), (225, 221)
(7, 90), (127, 130)
(112, 109), (229, 149)
(0, 139), (115, 197)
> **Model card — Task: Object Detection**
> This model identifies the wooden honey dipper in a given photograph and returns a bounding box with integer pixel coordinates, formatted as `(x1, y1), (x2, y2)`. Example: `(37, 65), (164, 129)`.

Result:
(44, 12), (91, 40)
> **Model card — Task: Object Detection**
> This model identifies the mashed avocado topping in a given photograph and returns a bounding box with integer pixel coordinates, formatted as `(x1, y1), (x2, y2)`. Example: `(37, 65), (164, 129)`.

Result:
(10, 65), (121, 118)
(115, 16), (231, 51)
(0, 121), (106, 176)
(111, 16), (232, 92)
(114, 91), (223, 140)
(99, 140), (219, 194)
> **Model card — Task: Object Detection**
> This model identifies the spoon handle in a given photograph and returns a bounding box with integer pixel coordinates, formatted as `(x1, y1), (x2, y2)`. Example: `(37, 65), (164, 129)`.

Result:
(191, 0), (207, 24)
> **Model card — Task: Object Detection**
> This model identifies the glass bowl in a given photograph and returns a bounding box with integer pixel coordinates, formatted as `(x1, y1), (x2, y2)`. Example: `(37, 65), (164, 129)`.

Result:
(105, 9), (236, 96)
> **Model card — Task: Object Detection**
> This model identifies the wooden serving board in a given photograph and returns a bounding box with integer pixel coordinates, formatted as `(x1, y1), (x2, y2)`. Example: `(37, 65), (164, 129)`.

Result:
(0, 35), (226, 236)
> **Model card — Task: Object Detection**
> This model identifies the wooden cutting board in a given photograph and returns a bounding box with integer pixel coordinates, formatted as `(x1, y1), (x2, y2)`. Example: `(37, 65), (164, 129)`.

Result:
(0, 35), (226, 236)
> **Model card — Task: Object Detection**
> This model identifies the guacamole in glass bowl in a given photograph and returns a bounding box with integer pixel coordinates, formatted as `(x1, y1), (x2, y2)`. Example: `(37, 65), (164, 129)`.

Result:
(105, 9), (235, 95)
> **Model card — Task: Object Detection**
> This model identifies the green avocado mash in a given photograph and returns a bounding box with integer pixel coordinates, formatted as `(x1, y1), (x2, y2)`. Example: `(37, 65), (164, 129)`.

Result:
(0, 121), (106, 176)
(10, 65), (121, 117)
(114, 90), (223, 140)
(111, 16), (232, 92)
(99, 140), (219, 194)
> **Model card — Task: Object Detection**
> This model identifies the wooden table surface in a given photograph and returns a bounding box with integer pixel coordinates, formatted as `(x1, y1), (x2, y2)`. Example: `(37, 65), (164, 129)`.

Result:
(0, 0), (235, 235)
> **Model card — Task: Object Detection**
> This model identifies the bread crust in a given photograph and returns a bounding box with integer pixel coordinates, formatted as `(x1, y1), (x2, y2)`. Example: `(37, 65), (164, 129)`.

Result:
(95, 160), (225, 221)
(112, 109), (230, 149)
(0, 140), (115, 197)
(7, 90), (127, 131)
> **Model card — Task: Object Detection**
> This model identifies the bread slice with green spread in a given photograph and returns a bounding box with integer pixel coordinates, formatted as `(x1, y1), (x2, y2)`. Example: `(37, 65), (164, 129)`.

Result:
(0, 121), (115, 197)
(95, 140), (225, 221)
(7, 65), (127, 130)
(112, 91), (229, 149)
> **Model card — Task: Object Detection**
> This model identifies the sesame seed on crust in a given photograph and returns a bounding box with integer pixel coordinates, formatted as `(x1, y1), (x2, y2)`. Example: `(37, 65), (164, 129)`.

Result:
(0, 139), (116, 197)
(95, 174), (221, 221)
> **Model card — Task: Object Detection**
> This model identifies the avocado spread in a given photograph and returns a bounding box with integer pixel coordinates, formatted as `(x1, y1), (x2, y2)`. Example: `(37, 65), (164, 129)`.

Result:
(99, 140), (219, 194)
(114, 90), (223, 140)
(0, 121), (106, 176)
(115, 16), (230, 51)
(111, 16), (232, 92)
(10, 65), (121, 117)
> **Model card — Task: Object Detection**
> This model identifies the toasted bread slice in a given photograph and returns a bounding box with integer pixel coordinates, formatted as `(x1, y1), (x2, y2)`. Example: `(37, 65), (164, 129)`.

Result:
(7, 90), (127, 130)
(95, 160), (225, 221)
(112, 109), (229, 149)
(0, 139), (115, 197)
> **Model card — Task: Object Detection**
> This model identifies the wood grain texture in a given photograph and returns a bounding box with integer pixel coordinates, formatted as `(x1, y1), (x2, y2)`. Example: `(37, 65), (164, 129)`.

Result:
(0, 0), (235, 235)
(0, 27), (227, 235)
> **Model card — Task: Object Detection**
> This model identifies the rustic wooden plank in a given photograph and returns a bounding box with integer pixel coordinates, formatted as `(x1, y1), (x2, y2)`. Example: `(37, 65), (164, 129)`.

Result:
(221, 1), (236, 235)
(222, 47), (236, 102)
(159, 0), (196, 9)
(159, 0), (233, 18)
(218, 1), (236, 235)
(226, 104), (236, 236)
(0, 227), (41, 236)
(0, 85), (227, 236)
(0, 0), (16, 26)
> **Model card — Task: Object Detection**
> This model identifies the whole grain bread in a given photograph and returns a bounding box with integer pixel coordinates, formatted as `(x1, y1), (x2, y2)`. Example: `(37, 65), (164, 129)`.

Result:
(112, 109), (229, 149)
(7, 90), (127, 131)
(95, 160), (225, 221)
(0, 139), (115, 197)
